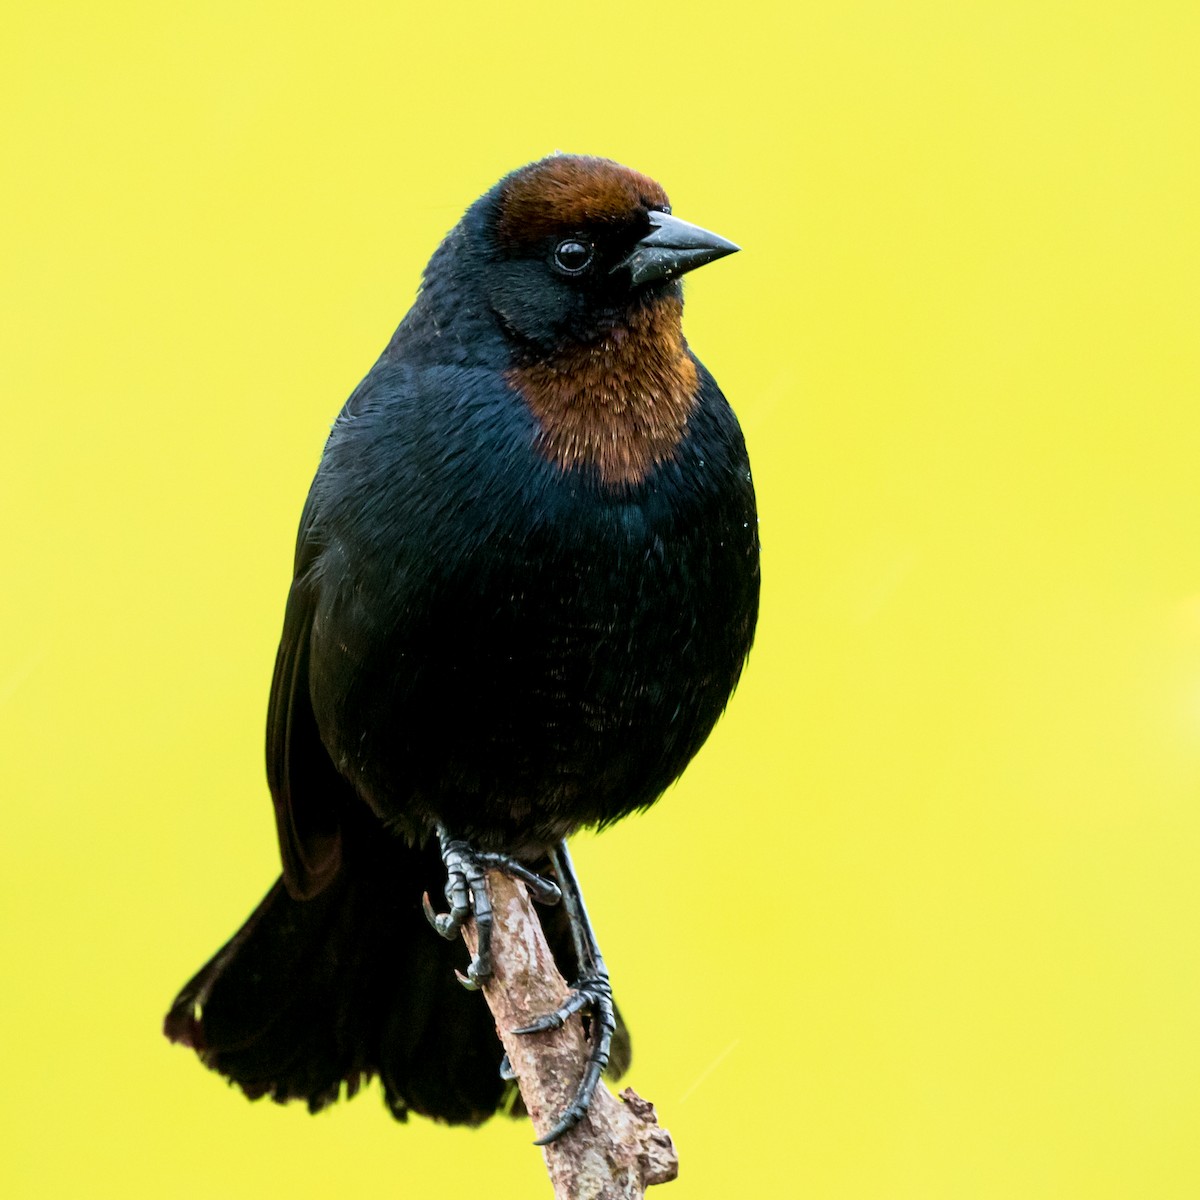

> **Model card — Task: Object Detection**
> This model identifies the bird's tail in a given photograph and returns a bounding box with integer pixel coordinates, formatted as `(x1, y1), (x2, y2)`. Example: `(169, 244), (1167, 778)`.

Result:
(163, 836), (629, 1124)
(165, 836), (513, 1124)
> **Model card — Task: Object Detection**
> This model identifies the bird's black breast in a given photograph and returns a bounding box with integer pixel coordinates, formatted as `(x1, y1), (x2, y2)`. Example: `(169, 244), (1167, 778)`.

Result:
(301, 357), (758, 851)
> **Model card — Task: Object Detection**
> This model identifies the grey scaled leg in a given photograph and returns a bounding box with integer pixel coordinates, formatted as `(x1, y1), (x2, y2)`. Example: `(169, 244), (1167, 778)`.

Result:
(423, 823), (562, 986)
(513, 840), (616, 1145)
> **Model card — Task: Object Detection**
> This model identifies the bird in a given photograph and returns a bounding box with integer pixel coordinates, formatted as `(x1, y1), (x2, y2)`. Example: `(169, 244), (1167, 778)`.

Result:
(164, 153), (759, 1143)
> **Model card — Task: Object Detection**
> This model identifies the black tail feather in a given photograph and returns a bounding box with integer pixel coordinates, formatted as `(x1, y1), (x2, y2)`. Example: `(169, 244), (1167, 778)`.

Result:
(165, 838), (629, 1124)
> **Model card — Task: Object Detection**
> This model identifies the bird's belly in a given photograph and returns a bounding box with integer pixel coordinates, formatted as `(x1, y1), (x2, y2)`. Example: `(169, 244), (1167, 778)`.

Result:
(317, 559), (746, 851)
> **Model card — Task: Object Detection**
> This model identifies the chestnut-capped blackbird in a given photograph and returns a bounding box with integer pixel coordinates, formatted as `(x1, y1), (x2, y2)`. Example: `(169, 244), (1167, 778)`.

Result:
(165, 153), (759, 1141)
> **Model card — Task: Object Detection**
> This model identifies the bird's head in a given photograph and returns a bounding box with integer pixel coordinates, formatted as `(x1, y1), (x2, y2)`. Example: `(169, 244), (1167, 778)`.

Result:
(401, 155), (738, 486)
(461, 154), (738, 353)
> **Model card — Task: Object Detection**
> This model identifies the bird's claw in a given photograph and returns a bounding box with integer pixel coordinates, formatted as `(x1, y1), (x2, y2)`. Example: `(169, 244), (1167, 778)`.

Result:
(423, 828), (562, 986)
(453, 967), (482, 992)
(471, 850), (562, 907)
(421, 892), (462, 941)
(513, 972), (616, 1144)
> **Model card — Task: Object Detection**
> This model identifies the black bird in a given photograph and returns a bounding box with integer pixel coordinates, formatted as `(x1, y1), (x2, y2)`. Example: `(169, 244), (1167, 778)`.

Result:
(165, 154), (759, 1142)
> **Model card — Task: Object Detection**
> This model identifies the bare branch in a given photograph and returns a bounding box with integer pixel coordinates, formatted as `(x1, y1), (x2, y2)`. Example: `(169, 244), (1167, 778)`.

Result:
(462, 871), (679, 1199)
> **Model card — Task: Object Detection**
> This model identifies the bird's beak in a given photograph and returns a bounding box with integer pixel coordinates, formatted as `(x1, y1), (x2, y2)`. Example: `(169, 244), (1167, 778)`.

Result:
(614, 211), (740, 287)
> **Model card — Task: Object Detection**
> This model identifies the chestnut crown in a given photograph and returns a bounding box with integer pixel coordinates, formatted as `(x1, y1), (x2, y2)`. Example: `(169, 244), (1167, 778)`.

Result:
(464, 154), (737, 351)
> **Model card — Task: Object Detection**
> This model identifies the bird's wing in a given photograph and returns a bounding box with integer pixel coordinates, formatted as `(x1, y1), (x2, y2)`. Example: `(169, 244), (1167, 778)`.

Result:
(266, 491), (349, 900)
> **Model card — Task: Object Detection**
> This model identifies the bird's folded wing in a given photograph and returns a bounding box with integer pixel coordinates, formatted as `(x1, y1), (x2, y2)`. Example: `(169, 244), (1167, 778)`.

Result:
(266, 495), (346, 900)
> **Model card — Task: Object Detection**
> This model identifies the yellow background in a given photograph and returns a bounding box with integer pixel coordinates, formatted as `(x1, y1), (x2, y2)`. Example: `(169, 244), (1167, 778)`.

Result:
(3, 2), (1199, 1196)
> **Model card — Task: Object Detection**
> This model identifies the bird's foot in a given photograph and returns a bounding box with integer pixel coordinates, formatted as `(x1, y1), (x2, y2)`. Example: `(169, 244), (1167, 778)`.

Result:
(513, 971), (616, 1144)
(422, 829), (561, 987)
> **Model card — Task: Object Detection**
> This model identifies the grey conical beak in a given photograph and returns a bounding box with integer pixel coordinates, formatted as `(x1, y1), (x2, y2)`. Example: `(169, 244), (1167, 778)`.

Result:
(614, 211), (740, 287)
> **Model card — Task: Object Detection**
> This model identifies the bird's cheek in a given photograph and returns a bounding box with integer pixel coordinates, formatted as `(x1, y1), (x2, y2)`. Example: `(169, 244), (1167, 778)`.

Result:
(489, 270), (581, 350)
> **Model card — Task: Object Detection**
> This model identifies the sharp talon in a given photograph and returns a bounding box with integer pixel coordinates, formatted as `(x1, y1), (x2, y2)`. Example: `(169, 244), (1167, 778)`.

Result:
(472, 850), (562, 905)
(534, 1106), (586, 1145)
(512, 986), (591, 1035)
(512, 1012), (562, 1035)
(499, 1053), (517, 1082)
(523, 868), (564, 902)
(454, 968), (480, 991)
(424, 890), (462, 941)
(524, 875), (562, 906)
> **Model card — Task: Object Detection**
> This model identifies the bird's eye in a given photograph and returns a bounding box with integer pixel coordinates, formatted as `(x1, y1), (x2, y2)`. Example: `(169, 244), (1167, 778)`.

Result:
(553, 239), (594, 275)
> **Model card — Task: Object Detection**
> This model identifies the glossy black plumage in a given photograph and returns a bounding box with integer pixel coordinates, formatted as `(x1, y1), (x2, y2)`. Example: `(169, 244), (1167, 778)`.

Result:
(166, 154), (758, 1127)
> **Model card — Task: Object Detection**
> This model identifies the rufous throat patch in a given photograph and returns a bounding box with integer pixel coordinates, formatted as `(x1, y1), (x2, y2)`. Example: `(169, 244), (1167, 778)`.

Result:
(507, 297), (698, 487)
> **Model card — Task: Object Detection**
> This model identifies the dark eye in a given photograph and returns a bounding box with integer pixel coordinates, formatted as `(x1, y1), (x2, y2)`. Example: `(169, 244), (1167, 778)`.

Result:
(553, 238), (594, 274)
